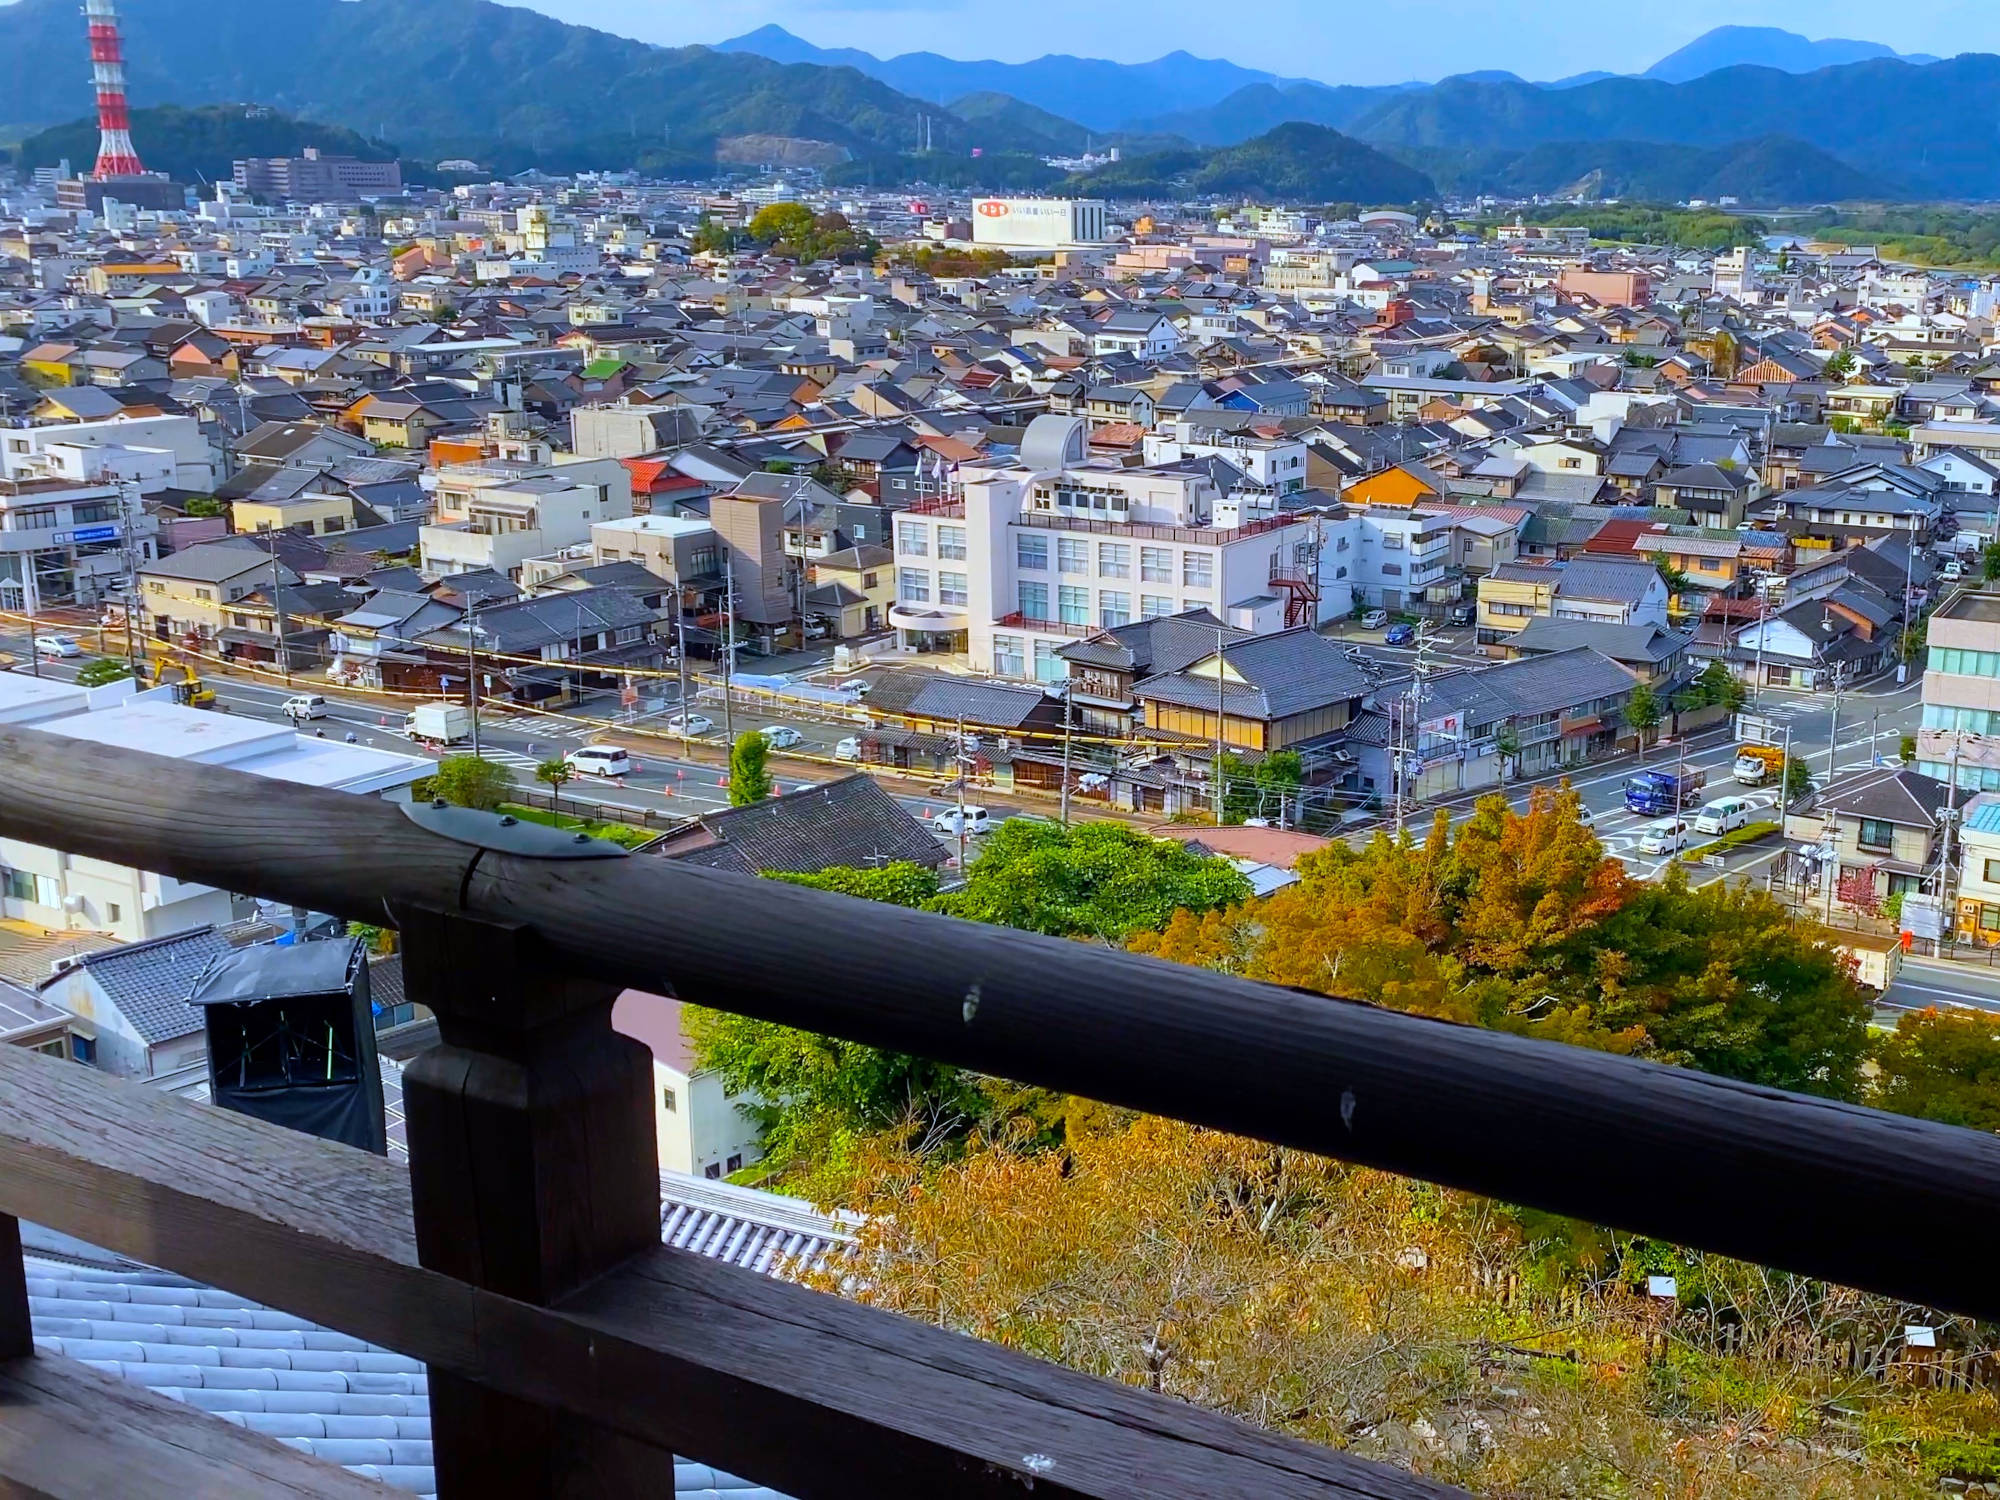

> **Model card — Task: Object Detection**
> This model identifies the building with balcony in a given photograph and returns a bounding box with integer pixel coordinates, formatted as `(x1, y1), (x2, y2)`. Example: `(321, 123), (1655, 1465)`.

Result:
(1918, 587), (2000, 792)
(892, 416), (1323, 683)
(1476, 558), (1669, 651)
(419, 457), (632, 581)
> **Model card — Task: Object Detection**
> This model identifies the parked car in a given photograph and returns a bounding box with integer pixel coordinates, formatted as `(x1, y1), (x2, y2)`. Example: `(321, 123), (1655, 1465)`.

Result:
(758, 725), (805, 750)
(1638, 818), (1691, 856)
(1359, 609), (1389, 630)
(281, 693), (328, 721)
(565, 745), (633, 778)
(34, 634), (80, 658)
(665, 713), (714, 737)
(1384, 622), (1417, 646)
(834, 736), (862, 762)
(932, 805), (992, 837)
(1942, 558), (1966, 582)
(1694, 797), (1752, 836)
(1447, 603), (1476, 626)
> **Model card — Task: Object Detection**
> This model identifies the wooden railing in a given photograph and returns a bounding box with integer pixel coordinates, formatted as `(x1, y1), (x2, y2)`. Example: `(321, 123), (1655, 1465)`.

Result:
(1, 723), (1999, 1496)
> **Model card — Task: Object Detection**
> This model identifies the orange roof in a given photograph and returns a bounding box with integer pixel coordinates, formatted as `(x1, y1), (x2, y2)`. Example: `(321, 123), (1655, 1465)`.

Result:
(1345, 465), (1439, 509)
(1089, 422), (1146, 448)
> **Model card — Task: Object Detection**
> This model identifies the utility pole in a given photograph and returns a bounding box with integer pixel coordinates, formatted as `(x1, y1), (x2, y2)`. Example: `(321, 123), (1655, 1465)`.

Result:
(721, 555), (737, 748)
(464, 596), (482, 758)
(21, 551), (39, 679)
(1212, 624), (1227, 826)
(1751, 591), (1769, 708)
(117, 481), (141, 681)
(954, 715), (969, 872)
(1780, 723), (1794, 817)
(268, 545), (292, 687)
(674, 610), (691, 756)
(1058, 683), (1075, 827)
(1826, 662), (1848, 789)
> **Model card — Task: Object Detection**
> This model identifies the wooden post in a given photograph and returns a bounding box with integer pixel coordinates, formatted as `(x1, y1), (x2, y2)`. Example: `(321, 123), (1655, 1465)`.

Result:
(0, 1214), (29, 1360)
(394, 904), (672, 1496)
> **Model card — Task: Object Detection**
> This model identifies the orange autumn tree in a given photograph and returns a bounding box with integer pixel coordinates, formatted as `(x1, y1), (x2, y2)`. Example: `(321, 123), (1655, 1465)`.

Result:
(1135, 785), (1868, 1094)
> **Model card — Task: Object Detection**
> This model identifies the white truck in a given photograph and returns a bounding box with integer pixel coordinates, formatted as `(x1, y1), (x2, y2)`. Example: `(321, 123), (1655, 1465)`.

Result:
(405, 702), (473, 747)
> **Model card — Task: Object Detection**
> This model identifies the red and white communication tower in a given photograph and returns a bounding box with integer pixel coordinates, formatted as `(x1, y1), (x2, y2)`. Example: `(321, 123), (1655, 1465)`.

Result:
(85, 0), (145, 179)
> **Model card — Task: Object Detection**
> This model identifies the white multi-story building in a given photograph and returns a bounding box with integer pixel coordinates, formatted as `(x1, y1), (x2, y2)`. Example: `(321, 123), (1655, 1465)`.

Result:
(0, 413), (217, 493)
(1142, 421), (1310, 496)
(890, 416), (1323, 683)
(420, 456), (633, 580)
(969, 198), (1110, 252)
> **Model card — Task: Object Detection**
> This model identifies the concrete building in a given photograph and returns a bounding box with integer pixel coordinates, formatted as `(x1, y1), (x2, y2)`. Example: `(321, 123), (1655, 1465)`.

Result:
(891, 416), (1320, 682)
(1918, 587), (2000, 792)
(0, 673), (428, 950)
(233, 150), (402, 202)
(612, 991), (762, 1181)
(969, 198), (1110, 252)
(420, 456), (633, 580)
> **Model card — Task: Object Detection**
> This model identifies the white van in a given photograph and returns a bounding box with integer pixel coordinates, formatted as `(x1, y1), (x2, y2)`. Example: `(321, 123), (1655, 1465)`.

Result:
(281, 694), (328, 722)
(1638, 818), (1690, 856)
(565, 745), (633, 778)
(1694, 797), (1752, 836)
(932, 806), (992, 837)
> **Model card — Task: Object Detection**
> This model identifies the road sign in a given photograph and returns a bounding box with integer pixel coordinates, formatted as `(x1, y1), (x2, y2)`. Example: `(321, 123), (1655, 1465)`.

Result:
(1902, 894), (1945, 942)
(70, 523), (119, 544)
(1733, 713), (1781, 747)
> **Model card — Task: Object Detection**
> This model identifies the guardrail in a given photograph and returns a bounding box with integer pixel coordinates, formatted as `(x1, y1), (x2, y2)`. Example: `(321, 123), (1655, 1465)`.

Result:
(1, 724), (1999, 1495)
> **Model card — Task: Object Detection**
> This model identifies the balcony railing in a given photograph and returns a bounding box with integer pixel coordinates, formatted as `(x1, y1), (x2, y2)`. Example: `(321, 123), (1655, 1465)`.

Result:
(0, 725), (1997, 1495)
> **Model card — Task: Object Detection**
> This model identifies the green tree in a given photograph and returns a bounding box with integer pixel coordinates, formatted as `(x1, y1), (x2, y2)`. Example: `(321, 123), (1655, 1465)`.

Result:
(1823, 348), (1856, 378)
(1900, 733), (1918, 764)
(1647, 552), (1689, 600)
(689, 215), (735, 256)
(1623, 682), (1662, 761)
(1983, 540), (2000, 583)
(429, 755), (514, 812)
(1784, 756), (1814, 804)
(728, 732), (773, 806)
(534, 756), (574, 810)
(1220, 749), (1303, 826)
(770, 863), (942, 908)
(748, 201), (815, 246)
(182, 496), (225, 518)
(938, 820), (1251, 942)
(75, 657), (134, 687)
(1872, 1007), (2000, 1131)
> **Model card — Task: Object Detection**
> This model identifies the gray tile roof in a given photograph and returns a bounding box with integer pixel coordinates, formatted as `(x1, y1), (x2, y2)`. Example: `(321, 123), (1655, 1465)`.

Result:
(1418, 647), (1637, 728)
(1807, 767), (1948, 829)
(653, 773), (947, 875)
(1506, 617), (1691, 666)
(1554, 557), (1659, 606)
(1134, 629), (1374, 722)
(41, 927), (234, 1046)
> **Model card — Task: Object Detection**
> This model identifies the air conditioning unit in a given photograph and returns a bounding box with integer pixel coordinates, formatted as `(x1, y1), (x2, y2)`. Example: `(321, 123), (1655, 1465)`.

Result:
(62, 895), (85, 914)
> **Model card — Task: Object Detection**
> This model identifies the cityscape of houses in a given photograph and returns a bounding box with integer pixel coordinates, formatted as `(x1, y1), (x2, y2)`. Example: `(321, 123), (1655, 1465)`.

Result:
(11, 21), (2000, 1494)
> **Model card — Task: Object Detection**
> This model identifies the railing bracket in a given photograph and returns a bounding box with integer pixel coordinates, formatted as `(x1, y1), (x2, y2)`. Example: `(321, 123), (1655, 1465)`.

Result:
(401, 799), (631, 861)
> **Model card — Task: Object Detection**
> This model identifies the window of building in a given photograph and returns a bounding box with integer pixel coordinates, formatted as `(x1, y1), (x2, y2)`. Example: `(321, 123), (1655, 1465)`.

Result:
(704, 1163), (722, 1179)
(726, 1154), (744, 1174)
(937, 525), (967, 561)
(896, 522), (928, 557)
(71, 1035), (94, 1064)
(1018, 580), (1048, 620)
(1059, 586), (1089, 627)
(1058, 537), (1089, 575)
(1142, 594), (1173, 619)
(1034, 640), (1062, 683)
(1141, 547), (1172, 583)
(1857, 818), (1896, 851)
(938, 571), (968, 607)
(1381, 533), (1405, 550)
(1930, 647), (2000, 679)
(661, 1087), (677, 1113)
(898, 568), (931, 603)
(1984, 904), (2000, 933)
(862, 571), (879, 590)
(993, 634), (1025, 677)
(1183, 552), (1213, 589)
(1018, 534), (1049, 571)
(1986, 858), (2000, 886)
(2, 870), (32, 903)
(1100, 592), (1131, 627)
(105, 903), (119, 925)
(1098, 543), (1131, 579)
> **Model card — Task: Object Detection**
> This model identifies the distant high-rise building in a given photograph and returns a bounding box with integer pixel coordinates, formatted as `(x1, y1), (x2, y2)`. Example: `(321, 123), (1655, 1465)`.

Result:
(233, 150), (403, 203)
(85, 0), (143, 179)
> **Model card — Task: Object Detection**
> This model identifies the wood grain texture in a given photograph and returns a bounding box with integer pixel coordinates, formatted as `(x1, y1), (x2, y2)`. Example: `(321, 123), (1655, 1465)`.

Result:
(0, 1046), (1447, 1499)
(0, 1352), (396, 1497)
(0, 726), (1989, 1318)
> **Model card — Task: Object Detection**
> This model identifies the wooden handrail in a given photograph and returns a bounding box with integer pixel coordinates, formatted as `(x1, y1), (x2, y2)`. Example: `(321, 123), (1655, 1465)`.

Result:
(0, 724), (1997, 1328)
(0, 1044), (1452, 1499)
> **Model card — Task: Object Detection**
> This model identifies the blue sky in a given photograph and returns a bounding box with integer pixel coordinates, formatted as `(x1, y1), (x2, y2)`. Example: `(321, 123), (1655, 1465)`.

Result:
(513, 0), (1999, 83)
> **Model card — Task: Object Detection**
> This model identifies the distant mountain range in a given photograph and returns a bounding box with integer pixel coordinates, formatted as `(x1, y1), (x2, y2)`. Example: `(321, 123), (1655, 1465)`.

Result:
(1639, 26), (1937, 83)
(0, 0), (1987, 203)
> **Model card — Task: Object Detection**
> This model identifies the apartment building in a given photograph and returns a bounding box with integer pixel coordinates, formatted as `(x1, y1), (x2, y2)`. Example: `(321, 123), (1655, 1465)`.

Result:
(419, 456), (633, 580)
(1476, 558), (1669, 650)
(1918, 587), (2000, 792)
(890, 417), (1320, 683)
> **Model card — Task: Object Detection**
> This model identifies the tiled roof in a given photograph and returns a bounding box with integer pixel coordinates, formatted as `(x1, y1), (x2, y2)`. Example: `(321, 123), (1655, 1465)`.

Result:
(42, 927), (235, 1046)
(1134, 629), (1374, 722)
(652, 773), (947, 875)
